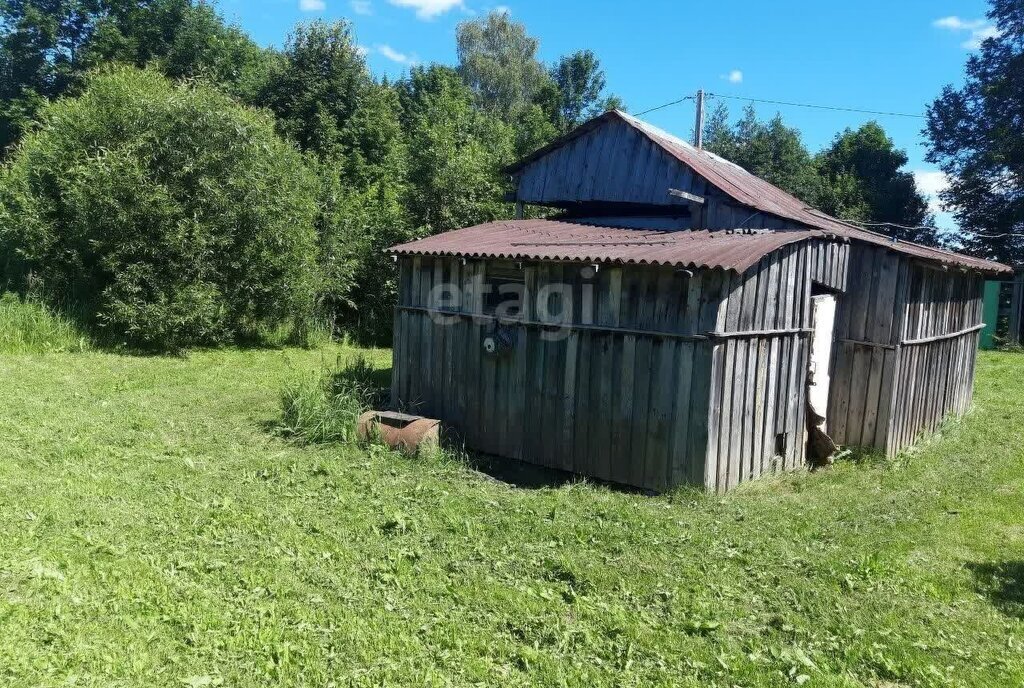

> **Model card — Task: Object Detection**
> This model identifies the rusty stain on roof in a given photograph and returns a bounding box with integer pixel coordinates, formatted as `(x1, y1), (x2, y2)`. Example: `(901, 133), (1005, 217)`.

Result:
(503, 110), (1011, 276)
(390, 219), (839, 273)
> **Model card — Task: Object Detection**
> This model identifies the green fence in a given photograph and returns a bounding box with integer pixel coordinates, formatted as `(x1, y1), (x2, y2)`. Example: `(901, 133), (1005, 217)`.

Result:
(981, 281), (1001, 350)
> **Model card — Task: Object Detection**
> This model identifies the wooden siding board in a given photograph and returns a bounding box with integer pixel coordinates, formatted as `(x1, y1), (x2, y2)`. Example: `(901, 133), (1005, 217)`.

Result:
(545, 331), (567, 469)
(647, 339), (677, 490)
(703, 341), (724, 490)
(596, 333), (616, 481)
(524, 319), (545, 464)
(669, 341), (695, 486)
(742, 337), (761, 481)
(716, 339), (736, 492)
(751, 338), (770, 480)
(630, 335), (656, 487)
(762, 336), (781, 473)
(508, 321), (527, 459)
(591, 121), (626, 201)
(796, 337), (811, 468)
(571, 332), (592, 471)
(419, 261), (435, 416)
(613, 334), (636, 485)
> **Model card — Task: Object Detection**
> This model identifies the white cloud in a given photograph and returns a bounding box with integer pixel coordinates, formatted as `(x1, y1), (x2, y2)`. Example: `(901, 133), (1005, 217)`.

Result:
(300, 0), (327, 11)
(914, 170), (962, 232)
(962, 25), (1002, 50)
(933, 16), (984, 31)
(933, 16), (1001, 50)
(913, 170), (949, 214)
(725, 69), (743, 84)
(351, 0), (372, 13)
(388, 0), (463, 19)
(373, 43), (417, 64)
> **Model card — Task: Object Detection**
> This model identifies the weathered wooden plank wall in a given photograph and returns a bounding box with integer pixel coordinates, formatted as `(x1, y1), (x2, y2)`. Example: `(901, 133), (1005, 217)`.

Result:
(698, 202), (795, 231)
(828, 244), (985, 455)
(393, 236), (987, 492)
(828, 244), (903, 450)
(516, 119), (708, 208)
(704, 242), (824, 492)
(514, 119), (793, 231)
(885, 265), (984, 454)
(391, 256), (728, 491)
(808, 238), (850, 292)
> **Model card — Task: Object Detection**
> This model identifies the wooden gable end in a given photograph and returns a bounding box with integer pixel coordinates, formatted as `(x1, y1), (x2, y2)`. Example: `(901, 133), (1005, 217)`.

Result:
(511, 118), (797, 231)
(513, 117), (713, 208)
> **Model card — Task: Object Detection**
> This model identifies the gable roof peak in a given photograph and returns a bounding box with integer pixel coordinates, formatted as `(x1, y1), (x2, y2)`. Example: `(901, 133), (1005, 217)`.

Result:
(504, 110), (1012, 276)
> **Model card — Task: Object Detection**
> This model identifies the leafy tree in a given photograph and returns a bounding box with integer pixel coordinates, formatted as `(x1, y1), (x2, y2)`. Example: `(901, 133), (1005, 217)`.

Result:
(455, 11), (563, 155)
(0, 0), (91, 152)
(258, 20), (413, 343)
(547, 49), (619, 131)
(322, 82), (414, 344)
(259, 20), (369, 161)
(0, 0), (269, 155)
(704, 103), (823, 206)
(456, 10), (549, 119)
(816, 122), (935, 244)
(398, 64), (515, 234)
(0, 67), (320, 349)
(701, 102), (734, 155)
(926, 0), (1023, 264)
(90, 1), (272, 101)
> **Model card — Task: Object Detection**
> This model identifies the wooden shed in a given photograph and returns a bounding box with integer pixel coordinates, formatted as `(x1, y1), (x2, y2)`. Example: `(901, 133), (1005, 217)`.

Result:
(388, 110), (1012, 492)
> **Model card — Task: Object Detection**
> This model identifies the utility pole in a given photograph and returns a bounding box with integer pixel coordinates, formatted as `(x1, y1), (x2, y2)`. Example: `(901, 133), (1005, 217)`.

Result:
(694, 88), (705, 149)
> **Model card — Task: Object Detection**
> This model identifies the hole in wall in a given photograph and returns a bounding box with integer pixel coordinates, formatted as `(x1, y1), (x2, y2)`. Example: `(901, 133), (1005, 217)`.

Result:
(775, 433), (788, 458)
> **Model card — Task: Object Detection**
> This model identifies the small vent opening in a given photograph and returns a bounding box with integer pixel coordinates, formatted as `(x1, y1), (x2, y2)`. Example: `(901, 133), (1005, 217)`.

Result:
(774, 433), (788, 458)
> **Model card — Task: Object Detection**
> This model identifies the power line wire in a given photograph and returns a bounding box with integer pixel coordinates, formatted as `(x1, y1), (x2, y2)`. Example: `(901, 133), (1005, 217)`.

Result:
(967, 231), (1024, 239)
(627, 95), (1020, 240)
(843, 219), (1024, 240)
(634, 96), (693, 117)
(706, 92), (927, 119)
(844, 220), (950, 232)
(630, 92), (927, 121)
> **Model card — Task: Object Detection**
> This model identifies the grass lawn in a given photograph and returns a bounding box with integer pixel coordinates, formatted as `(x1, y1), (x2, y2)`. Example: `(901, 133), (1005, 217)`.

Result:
(0, 345), (1022, 687)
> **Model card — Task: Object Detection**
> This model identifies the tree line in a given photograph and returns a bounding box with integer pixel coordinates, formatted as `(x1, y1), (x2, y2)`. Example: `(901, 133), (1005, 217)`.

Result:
(0, 3), (620, 346)
(0, 0), (1018, 350)
(702, 105), (934, 244)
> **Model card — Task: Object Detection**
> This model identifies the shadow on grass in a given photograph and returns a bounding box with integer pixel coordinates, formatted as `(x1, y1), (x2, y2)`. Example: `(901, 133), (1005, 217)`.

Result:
(458, 449), (585, 490)
(443, 436), (651, 495)
(968, 561), (1024, 619)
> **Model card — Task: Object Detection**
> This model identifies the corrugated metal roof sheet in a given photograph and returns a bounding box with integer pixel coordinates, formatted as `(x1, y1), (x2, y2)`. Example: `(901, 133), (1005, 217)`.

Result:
(505, 110), (1011, 276)
(818, 220), (1012, 276)
(390, 219), (837, 273)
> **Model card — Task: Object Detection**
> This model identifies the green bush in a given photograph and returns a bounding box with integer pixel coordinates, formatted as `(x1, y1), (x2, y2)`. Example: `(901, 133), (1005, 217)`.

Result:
(0, 292), (89, 354)
(0, 66), (320, 349)
(279, 355), (382, 444)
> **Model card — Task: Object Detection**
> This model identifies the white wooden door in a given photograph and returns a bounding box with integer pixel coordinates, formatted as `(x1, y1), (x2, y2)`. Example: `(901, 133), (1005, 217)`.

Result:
(808, 294), (837, 430)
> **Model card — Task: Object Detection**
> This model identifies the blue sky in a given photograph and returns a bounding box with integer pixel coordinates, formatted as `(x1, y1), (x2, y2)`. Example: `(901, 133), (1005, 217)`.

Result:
(219, 0), (996, 230)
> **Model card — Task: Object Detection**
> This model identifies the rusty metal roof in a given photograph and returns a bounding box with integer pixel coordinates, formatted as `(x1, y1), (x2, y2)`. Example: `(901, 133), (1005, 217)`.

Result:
(816, 221), (1013, 276)
(505, 110), (1011, 276)
(390, 219), (837, 273)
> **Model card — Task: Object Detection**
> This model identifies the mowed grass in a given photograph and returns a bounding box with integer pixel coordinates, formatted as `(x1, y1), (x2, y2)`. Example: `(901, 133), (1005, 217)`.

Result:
(0, 346), (1022, 687)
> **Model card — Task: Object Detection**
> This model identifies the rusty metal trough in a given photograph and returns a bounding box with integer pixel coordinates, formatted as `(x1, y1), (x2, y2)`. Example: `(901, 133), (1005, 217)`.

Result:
(357, 411), (441, 455)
